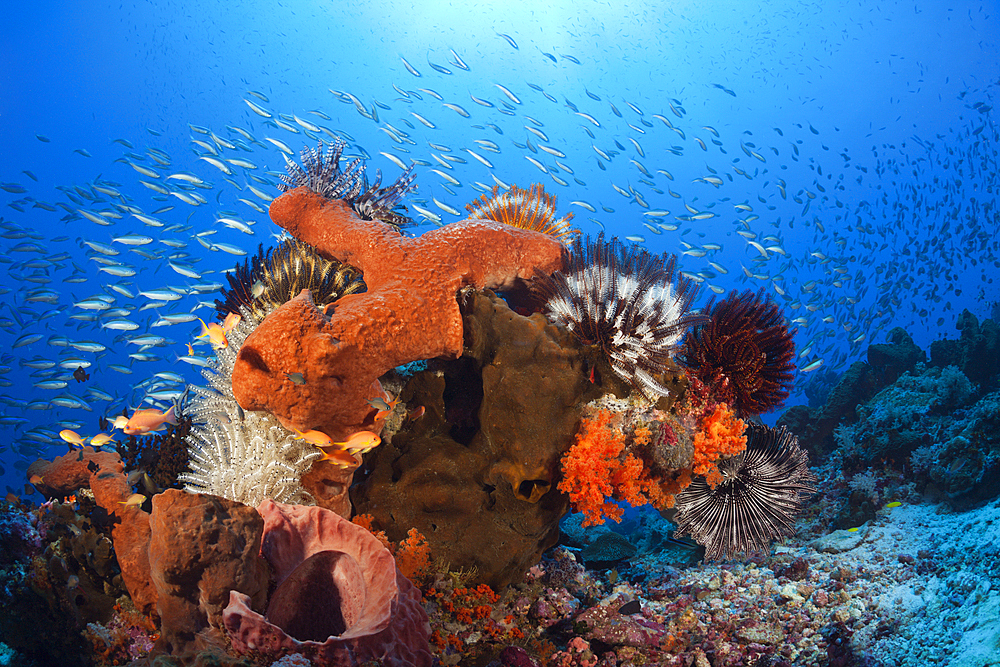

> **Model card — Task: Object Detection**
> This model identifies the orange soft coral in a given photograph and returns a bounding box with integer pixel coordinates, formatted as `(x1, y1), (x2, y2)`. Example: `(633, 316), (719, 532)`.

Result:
(691, 403), (747, 486)
(558, 410), (624, 526)
(394, 527), (432, 582)
(353, 515), (431, 582)
(558, 411), (669, 526)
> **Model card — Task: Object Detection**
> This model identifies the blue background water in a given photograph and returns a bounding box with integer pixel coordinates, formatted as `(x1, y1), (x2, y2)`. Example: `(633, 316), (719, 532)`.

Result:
(0, 0), (996, 495)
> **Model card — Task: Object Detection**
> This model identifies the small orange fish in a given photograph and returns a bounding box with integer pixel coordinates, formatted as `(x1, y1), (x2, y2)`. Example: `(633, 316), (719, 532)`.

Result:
(185, 342), (195, 356)
(29, 474), (45, 486)
(195, 317), (228, 349)
(407, 405), (426, 421)
(59, 429), (86, 447)
(222, 312), (242, 332)
(317, 448), (360, 468)
(90, 433), (115, 448)
(293, 429), (333, 447)
(123, 406), (177, 435)
(333, 430), (381, 454)
(118, 493), (146, 507)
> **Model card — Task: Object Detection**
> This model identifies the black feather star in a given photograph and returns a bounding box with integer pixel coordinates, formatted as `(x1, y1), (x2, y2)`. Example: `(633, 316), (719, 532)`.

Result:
(537, 233), (705, 400)
(672, 422), (817, 561)
(214, 238), (365, 321)
(278, 139), (417, 229)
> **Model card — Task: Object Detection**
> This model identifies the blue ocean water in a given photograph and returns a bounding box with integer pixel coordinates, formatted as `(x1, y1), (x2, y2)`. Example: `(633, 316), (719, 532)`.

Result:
(0, 0), (996, 502)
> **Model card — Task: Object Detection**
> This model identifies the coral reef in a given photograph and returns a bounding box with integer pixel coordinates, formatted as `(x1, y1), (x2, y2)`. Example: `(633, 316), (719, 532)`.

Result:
(557, 409), (672, 527)
(929, 308), (1000, 388)
(466, 183), (578, 243)
(148, 489), (269, 657)
(184, 302), (353, 515)
(555, 392), (759, 535)
(231, 186), (566, 441)
(112, 416), (192, 491)
(83, 601), (158, 666)
(222, 499), (432, 667)
(681, 288), (796, 416)
(352, 290), (593, 589)
(867, 326), (927, 387)
(27, 447), (157, 616)
(536, 233), (704, 401)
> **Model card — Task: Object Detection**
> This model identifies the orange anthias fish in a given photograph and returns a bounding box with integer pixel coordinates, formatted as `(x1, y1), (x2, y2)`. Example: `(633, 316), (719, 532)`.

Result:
(333, 430), (381, 454)
(317, 448), (360, 468)
(122, 406), (178, 435)
(368, 396), (401, 422)
(90, 433), (115, 449)
(110, 415), (130, 430)
(59, 429), (86, 447)
(293, 429), (334, 447)
(195, 317), (228, 349)
(306, 430), (382, 468)
(118, 493), (146, 507)
(222, 312), (242, 332)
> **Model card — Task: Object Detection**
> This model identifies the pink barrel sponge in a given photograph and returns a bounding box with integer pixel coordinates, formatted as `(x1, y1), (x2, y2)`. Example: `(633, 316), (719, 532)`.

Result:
(223, 499), (432, 667)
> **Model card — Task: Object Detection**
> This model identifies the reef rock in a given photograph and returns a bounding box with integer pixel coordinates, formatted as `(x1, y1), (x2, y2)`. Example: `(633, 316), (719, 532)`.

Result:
(930, 309), (1000, 388)
(867, 327), (926, 386)
(27, 447), (157, 617)
(222, 499), (431, 667)
(778, 361), (880, 458)
(148, 489), (269, 657)
(352, 291), (598, 588)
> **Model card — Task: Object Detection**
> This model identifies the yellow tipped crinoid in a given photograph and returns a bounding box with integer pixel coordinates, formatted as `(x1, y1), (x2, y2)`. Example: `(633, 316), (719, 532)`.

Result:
(465, 183), (579, 244)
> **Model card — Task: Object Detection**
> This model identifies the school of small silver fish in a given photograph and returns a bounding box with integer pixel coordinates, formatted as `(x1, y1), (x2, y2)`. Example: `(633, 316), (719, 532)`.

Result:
(0, 38), (997, 491)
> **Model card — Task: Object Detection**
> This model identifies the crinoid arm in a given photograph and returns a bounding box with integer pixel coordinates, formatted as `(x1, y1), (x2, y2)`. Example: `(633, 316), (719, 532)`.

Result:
(278, 140), (417, 229)
(465, 183), (578, 244)
(214, 238), (365, 322)
(537, 233), (705, 400)
(672, 422), (817, 560)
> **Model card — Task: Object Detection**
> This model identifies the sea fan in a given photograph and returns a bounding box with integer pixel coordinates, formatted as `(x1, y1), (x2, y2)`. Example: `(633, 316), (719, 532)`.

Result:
(279, 139), (417, 229)
(465, 183), (578, 243)
(681, 288), (796, 415)
(214, 238), (365, 321)
(538, 233), (705, 400)
(672, 422), (817, 561)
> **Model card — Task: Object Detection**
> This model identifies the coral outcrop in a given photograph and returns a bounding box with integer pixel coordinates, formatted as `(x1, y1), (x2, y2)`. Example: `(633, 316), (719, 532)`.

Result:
(27, 447), (157, 616)
(352, 290), (595, 588)
(929, 308), (1000, 388)
(148, 490), (269, 657)
(231, 187), (566, 441)
(26, 451), (270, 660)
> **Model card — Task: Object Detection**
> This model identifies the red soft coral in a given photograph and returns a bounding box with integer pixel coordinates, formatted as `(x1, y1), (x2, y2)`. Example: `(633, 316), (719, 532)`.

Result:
(558, 410), (625, 526)
(558, 411), (669, 526)
(691, 403), (747, 486)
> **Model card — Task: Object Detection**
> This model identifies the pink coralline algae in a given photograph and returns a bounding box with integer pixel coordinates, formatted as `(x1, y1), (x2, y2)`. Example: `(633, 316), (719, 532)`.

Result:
(222, 499), (432, 667)
(574, 603), (667, 648)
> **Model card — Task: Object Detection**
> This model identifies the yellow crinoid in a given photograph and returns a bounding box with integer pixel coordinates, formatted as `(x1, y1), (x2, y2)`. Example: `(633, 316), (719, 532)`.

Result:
(465, 183), (579, 244)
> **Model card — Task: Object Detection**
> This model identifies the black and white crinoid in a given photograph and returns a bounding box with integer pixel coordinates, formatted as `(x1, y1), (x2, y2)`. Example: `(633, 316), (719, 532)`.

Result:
(214, 237), (365, 322)
(672, 422), (817, 561)
(279, 139), (417, 229)
(537, 233), (705, 400)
